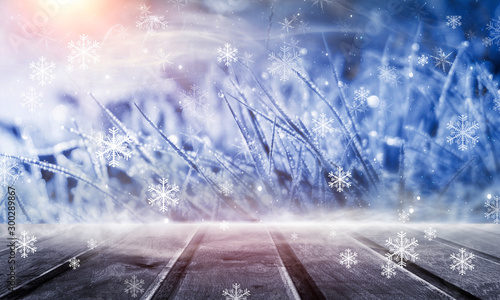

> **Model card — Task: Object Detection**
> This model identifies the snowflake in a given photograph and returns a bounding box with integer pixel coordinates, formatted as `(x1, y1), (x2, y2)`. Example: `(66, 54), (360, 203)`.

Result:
(328, 167), (352, 192)
(69, 257), (80, 269)
(328, 229), (337, 239)
(424, 227), (437, 241)
(446, 15), (462, 29)
(290, 232), (299, 241)
(219, 220), (230, 231)
(299, 244), (314, 256)
(167, 0), (187, 10)
(417, 54), (429, 66)
(446, 115), (479, 151)
(340, 248), (358, 269)
(240, 52), (254, 66)
(385, 231), (418, 267)
(0, 158), (18, 187)
(135, 6), (167, 35)
(267, 45), (300, 82)
(151, 49), (172, 71)
(96, 127), (132, 167)
(450, 248), (475, 275)
(222, 283), (250, 300)
(285, 37), (301, 53)
(219, 180), (234, 196)
(432, 48), (452, 72)
(148, 177), (179, 212)
(87, 239), (98, 249)
(114, 25), (129, 39)
(124, 275), (145, 298)
(29, 56), (55, 86)
(15, 231), (37, 258)
(312, 113), (335, 138)
(483, 17), (500, 50)
(398, 210), (410, 223)
(180, 85), (209, 119)
(217, 43), (238, 66)
(381, 259), (397, 279)
(495, 99), (500, 112)
(36, 26), (56, 48)
(351, 87), (369, 116)
(67, 34), (100, 70)
(485, 195), (500, 224)
(279, 17), (294, 33)
(311, 0), (332, 11)
(20, 87), (44, 112)
(378, 62), (399, 85)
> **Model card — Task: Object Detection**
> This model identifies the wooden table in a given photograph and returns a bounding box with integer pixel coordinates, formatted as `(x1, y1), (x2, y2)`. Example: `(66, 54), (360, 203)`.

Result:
(0, 223), (498, 299)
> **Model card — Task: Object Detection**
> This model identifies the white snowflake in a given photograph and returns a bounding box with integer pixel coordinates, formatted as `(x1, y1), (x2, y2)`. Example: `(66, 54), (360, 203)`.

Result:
(15, 231), (37, 258)
(217, 43), (238, 66)
(495, 99), (500, 112)
(267, 45), (300, 81)
(351, 87), (369, 116)
(483, 17), (500, 50)
(240, 52), (254, 66)
(180, 85), (209, 120)
(222, 283), (250, 300)
(151, 49), (172, 71)
(279, 17), (294, 33)
(432, 48), (452, 72)
(378, 62), (399, 85)
(114, 25), (129, 39)
(96, 127), (132, 167)
(311, 0), (332, 11)
(148, 177), (179, 212)
(69, 257), (80, 269)
(219, 220), (230, 231)
(417, 54), (429, 66)
(339, 248), (358, 269)
(446, 115), (479, 151)
(398, 210), (410, 223)
(485, 195), (500, 224)
(20, 87), (44, 112)
(135, 5), (167, 35)
(67, 34), (100, 70)
(29, 56), (55, 86)
(328, 167), (352, 192)
(312, 113), (335, 138)
(381, 258), (397, 279)
(168, 0), (188, 10)
(219, 180), (234, 197)
(424, 227), (437, 241)
(87, 239), (98, 249)
(450, 248), (475, 275)
(124, 275), (145, 298)
(0, 158), (18, 187)
(385, 231), (418, 267)
(290, 232), (299, 241)
(328, 229), (338, 239)
(446, 15), (462, 29)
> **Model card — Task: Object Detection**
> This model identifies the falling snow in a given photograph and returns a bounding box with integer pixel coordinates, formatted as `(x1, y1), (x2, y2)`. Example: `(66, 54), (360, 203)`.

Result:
(446, 115), (479, 151)
(328, 167), (352, 192)
(417, 54), (429, 66)
(340, 248), (358, 269)
(20, 87), (44, 112)
(223, 283), (250, 300)
(29, 57), (55, 86)
(219, 220), (229, 231)
(351, 87), (369, 116)
(87, 239), (98, 249)
(432, 48), (452, 72)
(446, 15), (462, 29)
(291, 232), (299, 241)
(0, 158), (18, 187)
(378, 62), (399, 85)
(219, 180), (234, 196)
(398, 210), (410, 223)
(67, 34), (100, 70)
(267, 45), (300, 81)
(124, 275), (145, 298)
(180, 85), (209, 121)
(69, 257), (80, 269)
(217, 43), (238, 66)
(381, 258), (397, 279)
(424, 227), (437, 241)
(148, 177), (180, 212)
(484, 195), (500, 224)
(311, 0), (332, 11)
(385, 231), (418, 267)
(450, 248), (475, 275)
(279, 17), (294, 33)
(15, 231), (37, 258)
(312, 113), (335, 138)
(482, 17), (500, 50)
(136, 5), (168, 35)
(96, 127), (132, 167)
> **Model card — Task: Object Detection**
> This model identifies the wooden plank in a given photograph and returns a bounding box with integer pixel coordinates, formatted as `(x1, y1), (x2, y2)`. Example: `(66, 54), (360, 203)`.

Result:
(354, 224), (500, 299)
(0, 224), (130, 297)
(170, 224), (296, 299)
(276, 224), (450, 300)
(15, 224), (198, 299)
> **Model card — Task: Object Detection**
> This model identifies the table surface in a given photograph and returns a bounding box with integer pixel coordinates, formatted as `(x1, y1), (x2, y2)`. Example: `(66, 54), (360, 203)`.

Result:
(0, 223), (498, 299)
